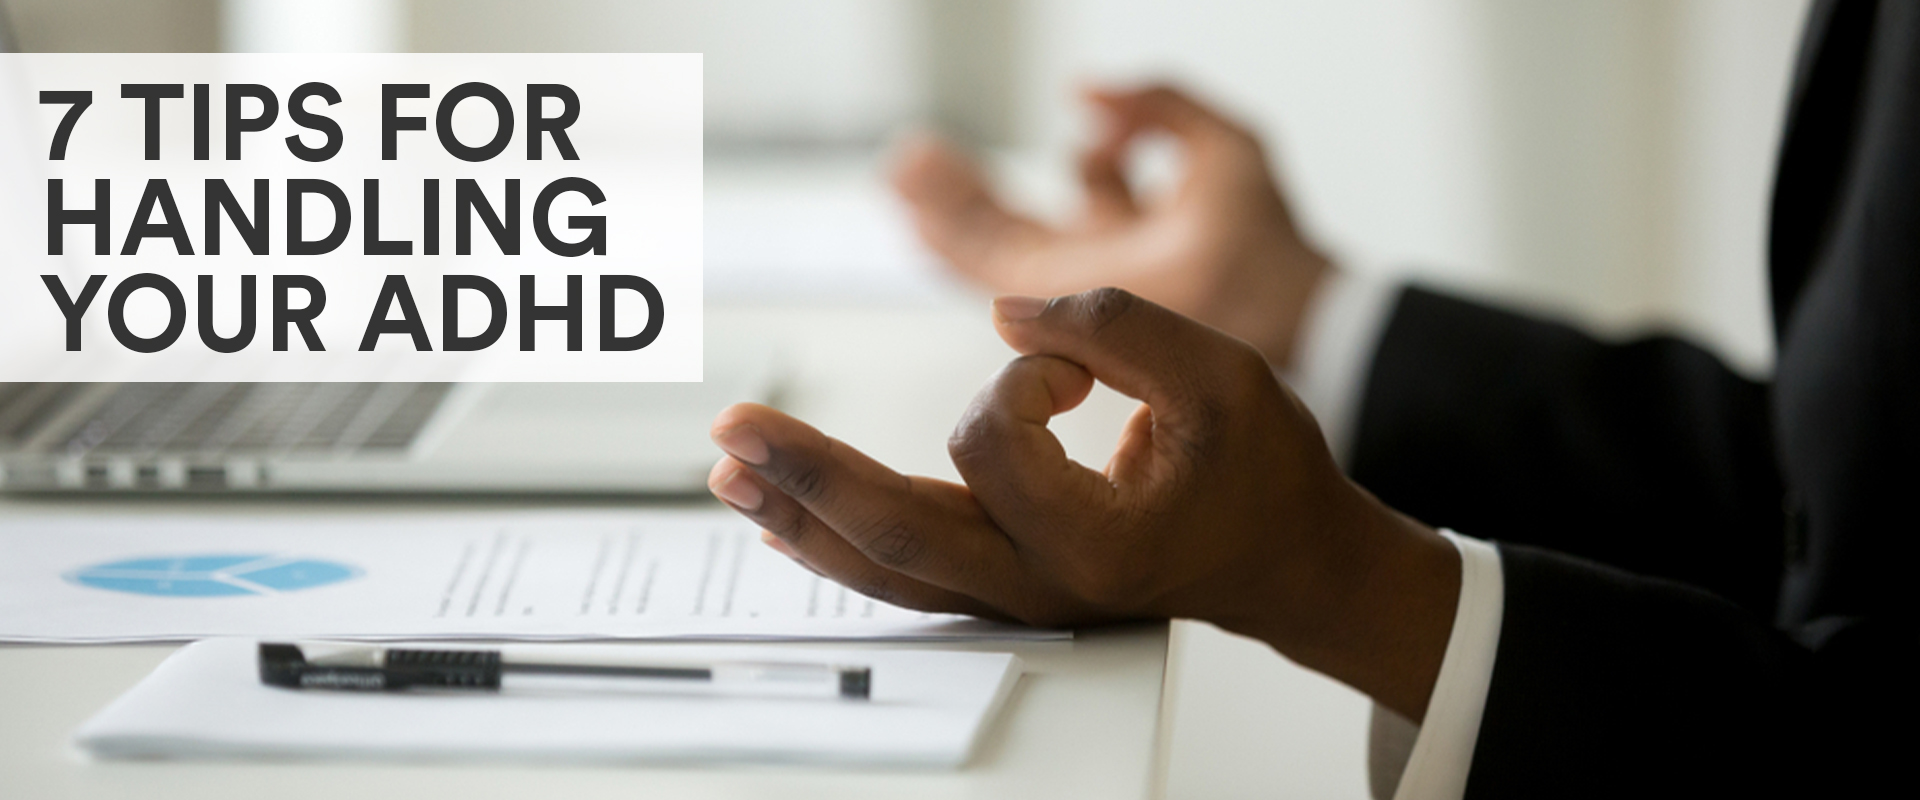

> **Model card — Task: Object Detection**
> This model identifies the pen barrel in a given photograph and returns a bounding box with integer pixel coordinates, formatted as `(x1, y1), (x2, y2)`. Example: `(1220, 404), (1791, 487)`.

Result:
(700, 663), (871, 700)
(382, 648), (502, 690)
(498, 661), (871, 700)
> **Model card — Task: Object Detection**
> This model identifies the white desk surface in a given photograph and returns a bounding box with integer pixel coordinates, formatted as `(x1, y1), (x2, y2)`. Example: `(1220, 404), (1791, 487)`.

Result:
(0, 303), (1176, 800)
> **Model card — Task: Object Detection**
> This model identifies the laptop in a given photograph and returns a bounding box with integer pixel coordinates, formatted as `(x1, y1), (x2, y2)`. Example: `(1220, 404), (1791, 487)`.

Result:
(0, 5), (773, 495)
(0, 375), (772, 494)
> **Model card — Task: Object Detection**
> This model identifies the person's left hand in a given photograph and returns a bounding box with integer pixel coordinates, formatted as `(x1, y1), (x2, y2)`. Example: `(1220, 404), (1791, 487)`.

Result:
(706, 288), (1460, 721)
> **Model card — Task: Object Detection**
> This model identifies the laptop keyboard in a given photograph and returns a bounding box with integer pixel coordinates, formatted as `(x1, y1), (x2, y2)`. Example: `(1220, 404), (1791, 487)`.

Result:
(0, 383), (86, 447)
(58, 383), (450, 457)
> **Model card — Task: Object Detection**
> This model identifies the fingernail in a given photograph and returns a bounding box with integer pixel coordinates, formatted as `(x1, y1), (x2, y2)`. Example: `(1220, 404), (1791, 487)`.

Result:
(713, 424), (770, 465)
(710, 468), (764, 512)
(994, 295), (1048, 322)
(761, 530), (797, 558)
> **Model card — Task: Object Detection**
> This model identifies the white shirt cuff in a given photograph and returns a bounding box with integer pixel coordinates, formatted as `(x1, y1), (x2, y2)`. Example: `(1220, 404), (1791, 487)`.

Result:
(1282, 270), (1502, 798)
(1389, 531), (1505, 800)
(1279, 268), (1400, 468)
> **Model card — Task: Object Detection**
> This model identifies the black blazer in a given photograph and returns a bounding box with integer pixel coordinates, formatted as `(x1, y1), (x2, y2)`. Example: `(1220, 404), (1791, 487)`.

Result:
(1348, 1), (1916, 795)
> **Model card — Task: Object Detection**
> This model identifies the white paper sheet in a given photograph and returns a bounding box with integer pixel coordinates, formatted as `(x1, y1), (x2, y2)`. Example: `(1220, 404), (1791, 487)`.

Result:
(0, 511), (1062, 642)
(75, 638), (1023, 768)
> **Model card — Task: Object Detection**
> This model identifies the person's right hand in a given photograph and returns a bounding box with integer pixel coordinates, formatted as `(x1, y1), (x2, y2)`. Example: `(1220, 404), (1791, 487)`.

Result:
(892, 85), (1332, 368)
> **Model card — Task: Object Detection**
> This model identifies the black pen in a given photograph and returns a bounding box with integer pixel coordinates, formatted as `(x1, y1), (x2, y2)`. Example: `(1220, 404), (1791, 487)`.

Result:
(258, 641), (872, 700)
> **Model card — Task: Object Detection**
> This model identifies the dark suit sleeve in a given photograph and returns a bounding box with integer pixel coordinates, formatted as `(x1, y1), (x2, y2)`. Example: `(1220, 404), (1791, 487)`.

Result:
(1348, 286), (1785, 615)
(1464, 543), (1915, 797)
(1463, 545), (1861, 798)
(1350, 289), (1913, 796)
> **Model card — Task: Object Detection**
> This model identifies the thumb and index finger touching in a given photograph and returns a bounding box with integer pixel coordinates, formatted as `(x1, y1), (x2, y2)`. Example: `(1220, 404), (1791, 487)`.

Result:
(953, 288), (1258, 522)
(1081, 85), (1261, 189)
(890, 85), (1251, 278)
(991, 288), (1244, 414)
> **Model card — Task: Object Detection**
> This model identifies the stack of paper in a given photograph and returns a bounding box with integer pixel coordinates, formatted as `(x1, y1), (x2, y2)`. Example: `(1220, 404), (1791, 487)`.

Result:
(75, 638), (1022, 768)
(0, 511), (1063, 643)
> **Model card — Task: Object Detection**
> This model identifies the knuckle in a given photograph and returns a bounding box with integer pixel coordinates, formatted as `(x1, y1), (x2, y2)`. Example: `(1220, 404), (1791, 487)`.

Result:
(1228, 337), (1271, 376)
(947, 405), (989, 456)
(773, 458), (829, 504)
(758, 501), (812, 546)
(1072, 286), (1139, 335)
(947, 406), (1006, 470)
(1223, 343), (1277, 402)
(951, 418), (1047, 516)
(852, 517), (929, 571)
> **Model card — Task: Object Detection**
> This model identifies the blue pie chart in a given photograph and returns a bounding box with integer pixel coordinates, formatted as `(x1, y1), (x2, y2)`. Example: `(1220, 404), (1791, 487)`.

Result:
(64, 554), (361, 597)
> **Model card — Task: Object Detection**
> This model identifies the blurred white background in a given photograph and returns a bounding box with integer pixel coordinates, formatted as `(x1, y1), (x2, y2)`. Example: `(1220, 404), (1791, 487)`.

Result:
(3, 1), (1812, 795)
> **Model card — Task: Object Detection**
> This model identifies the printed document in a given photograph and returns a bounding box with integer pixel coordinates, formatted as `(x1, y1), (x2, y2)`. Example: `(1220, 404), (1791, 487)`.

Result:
(76, 638), (1022, 768)
(0, 511), (1060, 642)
